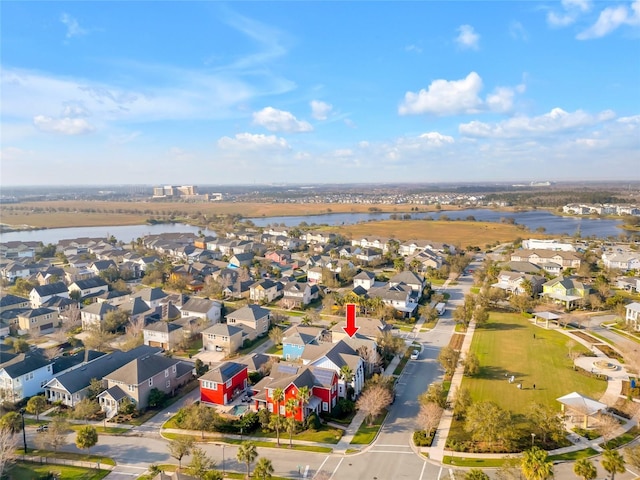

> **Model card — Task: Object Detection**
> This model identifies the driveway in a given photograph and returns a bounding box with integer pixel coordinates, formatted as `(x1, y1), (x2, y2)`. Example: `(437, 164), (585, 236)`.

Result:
(194, 349), (226, 365)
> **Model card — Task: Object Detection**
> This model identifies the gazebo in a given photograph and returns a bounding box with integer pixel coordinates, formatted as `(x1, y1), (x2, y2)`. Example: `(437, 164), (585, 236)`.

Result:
(533, 311), (561, 328)
(557, 391), (607, 428)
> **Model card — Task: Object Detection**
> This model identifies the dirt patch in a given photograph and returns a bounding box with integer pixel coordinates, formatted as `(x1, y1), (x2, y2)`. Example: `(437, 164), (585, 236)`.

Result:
(449, 333), (465, 351)
(594, 344), (624, 361)
(569, 330), (600, 344)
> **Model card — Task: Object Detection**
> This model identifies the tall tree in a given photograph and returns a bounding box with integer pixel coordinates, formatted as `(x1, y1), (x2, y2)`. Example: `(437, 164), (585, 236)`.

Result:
(254, 457), (274, 480)
(184, 403), (216, 439)
(418, 402), (443, 434)
(464, 401), (515, 449)
(465, 470), (490, 480)
(438, 346), (459, 377)
(168, 436), (194, 469)
(75, 425), (98, 454)
(527, 403), (564, 444)
(36, 417), (70, 451)
(339, 365), (354, 399)
(187, 447), (216, 479)
(0, 413), (21, 434)
(296, 386), (311, 419)
(520, 447), (553, 480)
(73, 398), (101, 424)
(0, 426), (18, 479)
(236, 441), (258, 479)
(601, 448), (626, 480)
(284, 398), (298, 448)
(573, 458), (597, 480)
(271, 388), (284, 446)
(356, 385), (392, 426)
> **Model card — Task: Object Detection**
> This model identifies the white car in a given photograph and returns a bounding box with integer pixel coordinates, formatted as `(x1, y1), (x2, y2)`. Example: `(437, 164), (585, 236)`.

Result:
(410, 350), (419, 360)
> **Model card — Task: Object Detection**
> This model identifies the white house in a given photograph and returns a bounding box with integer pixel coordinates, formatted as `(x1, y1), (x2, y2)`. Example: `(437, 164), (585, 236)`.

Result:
(625, 302), (640, 331)
(180, 297), (221, 323)
(69, 277), (109, 299)
(353, 271), (376, 291)
(602, 251), (640, 272)
(0, 262), (31, 283)
(30, 282), (70, 308)
(0, 352), (53, 402)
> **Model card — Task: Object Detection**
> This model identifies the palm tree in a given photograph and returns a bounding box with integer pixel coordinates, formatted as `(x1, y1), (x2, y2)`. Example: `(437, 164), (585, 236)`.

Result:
(296, 386), (311, 421)
(340, 365), (354, 400)
(285, 398), (298, 448)
(253, 457), (274, 480)
(237, 441), (258, 479)
(271, 388), (284, 446)
(573, 458), (597, 480)
(520, 446), (553, 480)
(602, 448), (626, 480)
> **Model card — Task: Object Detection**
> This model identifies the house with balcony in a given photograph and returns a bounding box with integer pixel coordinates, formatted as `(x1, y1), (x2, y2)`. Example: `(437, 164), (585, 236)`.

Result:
(281, 282), (313, 309)
(355, 248), (383, 264)
(602, 251), (640, 272)
(0, 351), (52, 402)
(367, 283), (418, 317)
(249, 279), (281, 303)
(97, 354), (192, 416)
(625, 303), (640, 331)
(201, 323), (244, 354)
(541, 276), (591, 310)
(252, 363), (338, 421)
(199, 362), (248, 406)
(351, 237), (390, 253)
(491, 271), (546, 297)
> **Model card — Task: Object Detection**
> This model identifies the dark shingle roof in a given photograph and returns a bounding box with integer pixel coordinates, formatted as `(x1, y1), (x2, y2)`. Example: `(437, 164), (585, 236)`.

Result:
(0, 352), (51, 378)
(144, 321), (183, 334)
(18, 308), (56, 319)
(133, 287), (168, 303)
(72, 277), (108, 290)
(53, 350), (105, 374)
(32, 282), (68, 297)
(181, 297), (217, 314)
(201, 323), (243, 336)
(105, 355), (184, 385)
(200, 361), (247, 383)
(227, 304), (270, 323)
(0, 294), (29, 308)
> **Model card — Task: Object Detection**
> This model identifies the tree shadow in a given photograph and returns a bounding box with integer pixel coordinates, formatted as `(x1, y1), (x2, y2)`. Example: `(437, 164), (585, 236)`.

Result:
(482, 322), (525, 331)
(478, 366), (528, 381)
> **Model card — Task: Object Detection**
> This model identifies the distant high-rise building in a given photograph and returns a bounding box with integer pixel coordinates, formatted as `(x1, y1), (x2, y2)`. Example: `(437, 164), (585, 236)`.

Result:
(152, 185), (204, 200)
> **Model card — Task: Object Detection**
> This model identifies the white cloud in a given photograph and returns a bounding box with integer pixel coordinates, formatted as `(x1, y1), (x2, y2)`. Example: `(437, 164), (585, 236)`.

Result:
(60, 13), (87, 39)
(399, 72), (483, 116)
(399, 72), (524, 116)
(418, 132), (455, 146)
(217, 132), (290, 150)
(459, 108), (616, 138)
(405, 44), (423, 54)
(577, 1), (640, 39)
(0, 146), (33, 162)
(455, 25), (480, 50)
(547, 0), (592, 27)
(33, 115), (95, 135)
(310, 100), (333, 120)
(252, 107), (313, 133)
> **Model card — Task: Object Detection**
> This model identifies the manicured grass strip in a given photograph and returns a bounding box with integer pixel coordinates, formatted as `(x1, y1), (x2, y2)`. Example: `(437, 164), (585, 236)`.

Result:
(20, 449), (116, 466)
(70, 425), (129, 435)
(443, 456), (508, 468)
(350, 412), (387, 445)
(548, 448), (599, 462)
(9, 462), (110, 480)
(602, 426), (640, 449)
(220, 437), (332, 453)
(265, 344), (283, 355)
(394, 349), (412, 375)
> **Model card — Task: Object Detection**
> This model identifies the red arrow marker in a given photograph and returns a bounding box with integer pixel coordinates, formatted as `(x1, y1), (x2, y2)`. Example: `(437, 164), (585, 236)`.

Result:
(343, 303), (359, 337)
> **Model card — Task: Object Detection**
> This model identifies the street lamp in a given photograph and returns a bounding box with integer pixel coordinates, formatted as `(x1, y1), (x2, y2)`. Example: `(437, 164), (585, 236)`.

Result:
(531, 432), (536, 448)
(19, 408), (27, 454)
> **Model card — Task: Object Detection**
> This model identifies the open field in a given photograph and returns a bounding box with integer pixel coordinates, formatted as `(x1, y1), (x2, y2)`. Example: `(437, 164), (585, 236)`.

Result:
(464, 312), (606, 413)
(8, 462), (110, 480)
(328, 220), (527, 248)
(447, 312), (607, 451)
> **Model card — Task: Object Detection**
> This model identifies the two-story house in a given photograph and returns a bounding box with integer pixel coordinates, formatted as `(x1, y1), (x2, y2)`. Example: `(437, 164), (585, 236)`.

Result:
(226, 304), (271, 339)
(541, 276), (591, 310)
(17, 308), (58, 335)
(389, 271), (425, 298)
(81, 302), (119, 330)
(0, 294), (30, 313)
(0, 352), (52, 402)
(30, 282), (69, 308)
(281, 282), (313, 309)
(201, 323), (244, 354)
(0, 262), (31, 283)
(249, 279), (281, 303)
(97, 354), (192, 415)
(282, 326), (324, 361)
(491, 271), (547, 297)
(143, 321), (187, 350)
(625, 302), (640, 331)
(180, 297), (221, 324)
(199, 362), (248, 406)
(367, 283), (418, 317)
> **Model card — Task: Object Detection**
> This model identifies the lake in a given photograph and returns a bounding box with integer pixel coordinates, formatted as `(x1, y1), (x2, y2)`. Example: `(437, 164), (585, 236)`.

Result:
(0, 208), (633, 244)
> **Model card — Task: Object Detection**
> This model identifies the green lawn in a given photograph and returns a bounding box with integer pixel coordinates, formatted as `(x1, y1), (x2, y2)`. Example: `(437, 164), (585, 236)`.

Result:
(443, 456), (508, 468)
(350, 411), (387, 445)
(265, 344), (283, 355)
(464, 312), (606, 412)
(20, 450), (116, 466)
(69, 424), (129, 435)
(448, 311), (607, 451)
(8, 462), (110, 480)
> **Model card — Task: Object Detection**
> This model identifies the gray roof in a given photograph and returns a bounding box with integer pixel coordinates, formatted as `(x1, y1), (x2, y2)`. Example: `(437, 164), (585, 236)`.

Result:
(32, 282), (68, 297)
(47, 345), (162, 394)
(98, 385), (128, 402)
(239, 353), (270, 372)
(201, 323), (243, 336)
(132, 287), (168, 302)
(200, 361), (247, 383)
(82, 302), (118, 316)
(72, 277), (108, 291)
(105, 355), (186, 385)
(354, 271), (375, 281)
(41, 296), (76, 309)
(181, 297), (217, 314)
(283, 326), (323, 346)
(504, 261), (544, 274)
(389, 270), (423, 285)
(52, 350), (105, 374)
(0, 351), (51, 378)
(0, 294), (29, 308)
(18, 307), (56, 319)
(301, 340), (361, 370)
(144, 321), (183, 334)
(227, 304), (270, 323)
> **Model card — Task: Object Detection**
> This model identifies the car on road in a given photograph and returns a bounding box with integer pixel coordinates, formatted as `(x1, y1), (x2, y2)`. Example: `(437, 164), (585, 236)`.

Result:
(36, 424), (48, 432)
(410, 349), (419, 360)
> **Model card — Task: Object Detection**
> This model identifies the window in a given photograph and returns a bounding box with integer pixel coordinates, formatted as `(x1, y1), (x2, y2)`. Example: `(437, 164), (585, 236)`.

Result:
(172, 365), (176, 373)
(166, 380), (170, 389)
(128, 385), (135, 392)
(148, 378), (153, 387)
(165, 369), (169, 378)
(323, 402), (328, 411)
(226, 379), (231, 388)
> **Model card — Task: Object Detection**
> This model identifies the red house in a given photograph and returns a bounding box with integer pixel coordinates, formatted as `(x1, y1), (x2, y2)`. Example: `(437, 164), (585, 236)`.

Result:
(265, 250), (291, 266)
(253, 363), (338, 421)
(199, 362), (248, 405)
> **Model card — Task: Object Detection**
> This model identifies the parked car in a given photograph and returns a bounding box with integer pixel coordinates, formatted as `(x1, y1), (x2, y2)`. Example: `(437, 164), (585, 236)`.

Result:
(410, 350), (419, 360)
(215, 346), (223, 352)
(36, 424), (48, 432)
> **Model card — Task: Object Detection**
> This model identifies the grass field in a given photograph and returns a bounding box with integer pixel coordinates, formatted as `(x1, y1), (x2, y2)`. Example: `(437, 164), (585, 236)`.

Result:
(8, 462), (110, 480)
(464, 311), (606, 411)
(447, 311), (607, 451)
(328, 220), (527, 249)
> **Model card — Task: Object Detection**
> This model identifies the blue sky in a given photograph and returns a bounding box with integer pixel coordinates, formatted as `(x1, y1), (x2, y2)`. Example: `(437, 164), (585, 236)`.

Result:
(1, 1), (639, 186)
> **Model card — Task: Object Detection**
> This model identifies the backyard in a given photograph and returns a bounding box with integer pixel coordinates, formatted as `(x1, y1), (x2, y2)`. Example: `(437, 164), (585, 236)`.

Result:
(447, 311), (608, 451)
